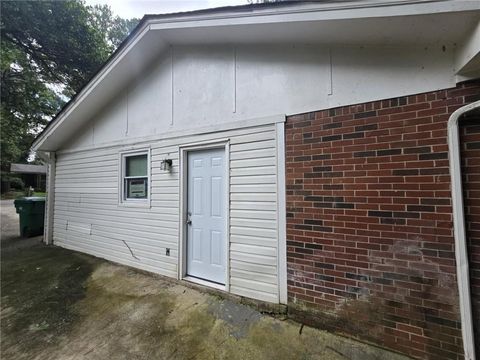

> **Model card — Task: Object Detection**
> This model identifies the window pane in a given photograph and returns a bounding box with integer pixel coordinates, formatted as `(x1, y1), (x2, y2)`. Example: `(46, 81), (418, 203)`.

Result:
(126, 155), (147, 177)
(125, 178), (148, 199)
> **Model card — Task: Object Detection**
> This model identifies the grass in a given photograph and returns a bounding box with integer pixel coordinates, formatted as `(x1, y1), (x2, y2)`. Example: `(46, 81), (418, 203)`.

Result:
(1, 191), (46, 200)
(1, 191), (25, 200)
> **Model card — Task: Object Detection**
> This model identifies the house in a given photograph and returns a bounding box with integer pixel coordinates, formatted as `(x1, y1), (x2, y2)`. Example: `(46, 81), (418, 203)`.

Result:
(32, 1), (480, 359)
(10, 163), (47, 191)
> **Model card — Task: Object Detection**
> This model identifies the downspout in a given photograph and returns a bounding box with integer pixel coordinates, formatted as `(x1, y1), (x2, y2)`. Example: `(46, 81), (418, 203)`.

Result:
(37, 151), (56, 245)
(447, 100), (479, 360)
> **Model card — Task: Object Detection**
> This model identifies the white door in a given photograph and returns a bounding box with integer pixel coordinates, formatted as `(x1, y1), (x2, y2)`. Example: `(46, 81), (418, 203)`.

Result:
(186, 148), (226, 284)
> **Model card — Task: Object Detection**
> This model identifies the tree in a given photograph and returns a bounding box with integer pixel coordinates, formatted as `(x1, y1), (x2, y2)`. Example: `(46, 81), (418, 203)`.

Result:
(1, 1), (111, 96)
(88, 4), (139, 50)
(1, 40), (62, 169)
(0, 1), (138, 172)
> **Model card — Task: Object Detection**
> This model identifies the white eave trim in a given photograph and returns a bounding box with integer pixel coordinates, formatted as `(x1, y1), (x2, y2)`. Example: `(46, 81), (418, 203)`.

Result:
(447, 100), (479, 360)
(148, 0), (479, 28)
(56, 114), (285, 155)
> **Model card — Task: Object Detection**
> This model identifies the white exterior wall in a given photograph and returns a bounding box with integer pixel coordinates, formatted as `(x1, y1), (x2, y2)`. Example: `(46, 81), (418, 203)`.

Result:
(65, 44), (455, 151)
(52, 42), (458, 303)
(54, 122), (282, 303)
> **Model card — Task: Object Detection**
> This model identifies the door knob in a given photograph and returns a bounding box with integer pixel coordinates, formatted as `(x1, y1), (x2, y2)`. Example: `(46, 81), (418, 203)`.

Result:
(186, 212), (192, 225)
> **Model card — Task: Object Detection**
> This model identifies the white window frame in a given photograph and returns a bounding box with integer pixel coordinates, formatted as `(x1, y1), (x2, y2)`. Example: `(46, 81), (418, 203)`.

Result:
(118, 148), (151, 207)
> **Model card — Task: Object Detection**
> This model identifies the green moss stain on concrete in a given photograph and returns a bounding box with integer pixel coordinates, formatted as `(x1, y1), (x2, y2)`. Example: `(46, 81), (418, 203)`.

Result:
(1, 245), (412, 360)
(1, 246), (100, 359)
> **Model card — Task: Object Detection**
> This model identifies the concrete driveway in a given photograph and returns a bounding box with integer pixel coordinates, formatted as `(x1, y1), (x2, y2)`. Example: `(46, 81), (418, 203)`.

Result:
(1, 199), (42, 250)
(1, 201), (411, 360)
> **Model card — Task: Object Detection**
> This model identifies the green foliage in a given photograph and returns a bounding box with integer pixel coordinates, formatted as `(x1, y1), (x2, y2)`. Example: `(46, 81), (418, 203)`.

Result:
(1, 1), (110, 94)
(1, 40), (61, 170)
(0, 1), (139, 170)
(9, 176), (24, 190)
(88, 4), (139, 50)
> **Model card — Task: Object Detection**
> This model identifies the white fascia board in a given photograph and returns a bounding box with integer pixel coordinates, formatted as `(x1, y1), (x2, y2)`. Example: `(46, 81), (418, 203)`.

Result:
(149, 1), (480, 30)
(32, 23), (154, 152)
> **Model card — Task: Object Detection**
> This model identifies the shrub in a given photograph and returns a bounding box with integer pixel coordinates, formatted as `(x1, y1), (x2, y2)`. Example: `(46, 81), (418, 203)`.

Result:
(9, 177), (24, 190)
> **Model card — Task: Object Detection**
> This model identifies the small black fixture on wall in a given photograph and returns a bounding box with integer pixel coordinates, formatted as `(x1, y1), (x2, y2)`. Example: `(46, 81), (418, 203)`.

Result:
(160, 159), (172, 171)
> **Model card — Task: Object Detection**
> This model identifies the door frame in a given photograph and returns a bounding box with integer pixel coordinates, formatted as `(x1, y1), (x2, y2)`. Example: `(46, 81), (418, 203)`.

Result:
(178, 139), (230, 291)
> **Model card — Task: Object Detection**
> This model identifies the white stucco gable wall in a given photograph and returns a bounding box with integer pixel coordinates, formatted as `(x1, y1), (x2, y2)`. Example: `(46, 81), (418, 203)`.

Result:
(64, 43), (455, 151)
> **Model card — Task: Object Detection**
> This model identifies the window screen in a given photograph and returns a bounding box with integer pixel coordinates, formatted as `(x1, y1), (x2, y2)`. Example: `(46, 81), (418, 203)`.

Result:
(123, 153), (148, 200)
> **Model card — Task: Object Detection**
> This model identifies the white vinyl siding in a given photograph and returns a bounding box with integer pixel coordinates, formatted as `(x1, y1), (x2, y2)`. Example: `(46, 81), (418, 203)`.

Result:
(53, 123), (280, 303)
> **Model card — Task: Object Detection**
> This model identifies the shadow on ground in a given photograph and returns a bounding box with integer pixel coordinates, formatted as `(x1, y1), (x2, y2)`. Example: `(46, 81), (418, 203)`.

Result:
(1, 246), (97, 357)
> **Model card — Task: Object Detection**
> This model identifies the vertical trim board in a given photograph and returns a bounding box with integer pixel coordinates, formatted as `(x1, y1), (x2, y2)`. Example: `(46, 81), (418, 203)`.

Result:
(276, 120), (288, 304)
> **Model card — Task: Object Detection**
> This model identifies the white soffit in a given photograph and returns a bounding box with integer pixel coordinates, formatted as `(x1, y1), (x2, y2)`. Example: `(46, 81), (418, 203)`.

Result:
(155, 13), (479, 46)
(150, 1), (480, 46)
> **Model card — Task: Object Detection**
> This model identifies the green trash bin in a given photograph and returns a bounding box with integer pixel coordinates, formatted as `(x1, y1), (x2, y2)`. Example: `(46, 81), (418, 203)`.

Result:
(14, 197), (46, 237)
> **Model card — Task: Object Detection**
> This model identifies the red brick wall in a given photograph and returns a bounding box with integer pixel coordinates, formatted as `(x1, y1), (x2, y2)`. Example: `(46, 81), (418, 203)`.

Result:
(285, 80), (480, 360)
(460, 113), (480, 357)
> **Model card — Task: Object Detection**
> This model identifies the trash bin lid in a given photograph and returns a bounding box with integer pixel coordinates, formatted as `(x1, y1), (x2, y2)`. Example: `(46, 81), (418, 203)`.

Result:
(15, 197), (46, 203)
